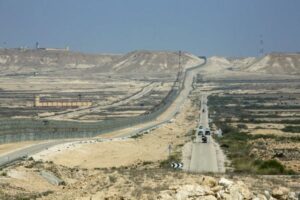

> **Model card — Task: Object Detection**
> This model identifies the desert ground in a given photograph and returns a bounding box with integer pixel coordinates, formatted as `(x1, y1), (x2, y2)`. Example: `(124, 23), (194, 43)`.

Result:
(0, 50), (300, 199)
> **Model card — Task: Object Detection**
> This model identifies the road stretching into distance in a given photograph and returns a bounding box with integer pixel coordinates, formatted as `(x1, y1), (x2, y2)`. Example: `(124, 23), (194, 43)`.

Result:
(0, 58), (211, 168)
(187, 94), (225, 173)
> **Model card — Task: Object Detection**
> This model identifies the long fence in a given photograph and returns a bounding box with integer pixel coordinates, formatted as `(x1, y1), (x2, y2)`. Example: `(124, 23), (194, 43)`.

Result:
(0, 58), (206, 144)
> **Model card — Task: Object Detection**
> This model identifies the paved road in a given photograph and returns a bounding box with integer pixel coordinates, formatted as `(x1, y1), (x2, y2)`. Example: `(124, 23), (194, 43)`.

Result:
(0, 58), (207, 168)
(188, 94), (224, 173)
(0, 140), (72, 167)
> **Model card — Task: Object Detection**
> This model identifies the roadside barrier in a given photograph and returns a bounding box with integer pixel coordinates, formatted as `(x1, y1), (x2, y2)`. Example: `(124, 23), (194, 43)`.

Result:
(0, 57), (206, 144)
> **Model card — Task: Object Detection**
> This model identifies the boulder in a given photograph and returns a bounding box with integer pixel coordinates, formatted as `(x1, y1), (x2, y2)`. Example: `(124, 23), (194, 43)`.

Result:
(229, 181), (253, 200)
(175, 185), (207, 199)
(202, 176), (217, 188)
(288, 192), (298, 200)
(219, 178), (233, 188)
(211, 185), (223, 193)
(255, 194), (268, 200)
(272, 186), (290, 200)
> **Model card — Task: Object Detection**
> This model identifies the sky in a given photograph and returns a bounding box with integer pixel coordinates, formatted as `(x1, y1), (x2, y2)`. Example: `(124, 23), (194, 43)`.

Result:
(0, 0), (300, 57)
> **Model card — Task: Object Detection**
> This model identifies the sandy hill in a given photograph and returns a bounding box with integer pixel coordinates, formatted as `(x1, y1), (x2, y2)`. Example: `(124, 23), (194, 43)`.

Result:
(0, 49), (120, 75)
(0, 49), (203, 75)
(244, 53), (300, 75)
(107, 50), (202, 74)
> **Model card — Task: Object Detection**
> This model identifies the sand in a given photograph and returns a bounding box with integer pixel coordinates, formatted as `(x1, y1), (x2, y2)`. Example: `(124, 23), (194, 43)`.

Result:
(32, 99), (199, 169)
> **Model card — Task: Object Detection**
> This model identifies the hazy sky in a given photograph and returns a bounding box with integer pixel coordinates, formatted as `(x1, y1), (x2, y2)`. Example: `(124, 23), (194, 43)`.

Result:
(0, 0), (299, 57)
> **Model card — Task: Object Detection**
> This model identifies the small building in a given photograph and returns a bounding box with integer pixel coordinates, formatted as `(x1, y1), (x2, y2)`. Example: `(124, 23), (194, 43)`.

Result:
(34, 95), (92, 108)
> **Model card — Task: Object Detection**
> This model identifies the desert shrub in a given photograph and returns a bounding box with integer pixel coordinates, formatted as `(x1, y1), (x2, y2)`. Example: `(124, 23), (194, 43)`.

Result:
(237, 124), (248, 129)
(130, 133), (143, 139)
(159, 153), (181, 168)
(108, 175), (117, 183)
(0, 171), (7, 176)
(215, 123), (297, 175)
(253, 159), (295, 175)
(142, 161), (153, 165)
(282, 126), (300, 133)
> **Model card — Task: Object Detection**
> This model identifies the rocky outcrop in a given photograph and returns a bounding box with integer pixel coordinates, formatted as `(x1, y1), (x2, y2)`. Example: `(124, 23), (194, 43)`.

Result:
(157, 177), (298, 200)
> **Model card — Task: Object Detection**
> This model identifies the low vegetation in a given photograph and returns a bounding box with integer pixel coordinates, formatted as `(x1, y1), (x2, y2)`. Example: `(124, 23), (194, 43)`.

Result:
(215, 123), (296, 175)
(159, 151), (181, 168)
(282, 126), (300, 133)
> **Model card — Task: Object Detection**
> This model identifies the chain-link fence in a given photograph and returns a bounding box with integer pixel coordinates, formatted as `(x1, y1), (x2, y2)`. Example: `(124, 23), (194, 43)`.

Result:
(0, 58), (206, 144)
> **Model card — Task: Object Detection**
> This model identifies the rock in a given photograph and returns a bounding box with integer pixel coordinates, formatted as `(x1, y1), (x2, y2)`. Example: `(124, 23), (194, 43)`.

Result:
(288, 192), (298, 200)
(216, 181), (253, 200)
(234, 181), (253, 199)
(272, 186), (290, 200)
(219, 178), (233, 188)
(264, 190), (271, 199)
(157, 191), (173, 200)
(211, 185), (223, 193)
(201, 195), (217, 200)
(255, 194), (268, 200)
(202, 176), (217, 188)
(175, 185), (207, 199)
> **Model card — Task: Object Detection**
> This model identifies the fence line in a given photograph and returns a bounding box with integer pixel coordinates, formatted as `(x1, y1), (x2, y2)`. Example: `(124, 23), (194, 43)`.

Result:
(0, 58), (206, 144)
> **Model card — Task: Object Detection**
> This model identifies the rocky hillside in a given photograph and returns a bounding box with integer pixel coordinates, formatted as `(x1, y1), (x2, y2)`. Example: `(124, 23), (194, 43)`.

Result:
(0, 49), (120, 75)
(244, 53), (300, 75)
(0, 49), (203, 75)
(1, 160), (299, 200)
(108, 50), (202, 74)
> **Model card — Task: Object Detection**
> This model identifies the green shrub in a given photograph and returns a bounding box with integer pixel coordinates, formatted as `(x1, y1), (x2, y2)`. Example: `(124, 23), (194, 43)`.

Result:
(282, 126), (300, 133)
(237, 124), (248, 129)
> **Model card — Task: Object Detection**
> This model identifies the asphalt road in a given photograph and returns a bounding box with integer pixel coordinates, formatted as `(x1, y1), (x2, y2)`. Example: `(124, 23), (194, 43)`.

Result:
(188, 94), (223, 173)
(0, 140), (72, 167)
(0, 58), (207, 168)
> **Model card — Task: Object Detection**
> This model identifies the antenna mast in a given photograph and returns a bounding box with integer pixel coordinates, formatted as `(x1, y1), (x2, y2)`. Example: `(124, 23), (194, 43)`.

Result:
(259, 34), (264, 57)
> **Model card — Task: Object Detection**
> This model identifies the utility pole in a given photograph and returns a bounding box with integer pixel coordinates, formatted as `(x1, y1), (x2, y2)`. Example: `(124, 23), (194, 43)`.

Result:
(259, 34), (264, 57)
(176, 50), (182, 88)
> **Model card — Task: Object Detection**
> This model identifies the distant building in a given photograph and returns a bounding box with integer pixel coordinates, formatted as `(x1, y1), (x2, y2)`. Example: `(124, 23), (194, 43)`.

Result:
(35, 42), (69, 51)
(34, 95), (92, 108)
(37, 47), (69, 51)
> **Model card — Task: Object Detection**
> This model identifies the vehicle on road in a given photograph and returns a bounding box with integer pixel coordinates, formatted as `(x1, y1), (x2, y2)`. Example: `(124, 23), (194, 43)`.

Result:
(197, 129), (204, 136)
(205, 128), (210, 136)
(202, 135), (207, 143)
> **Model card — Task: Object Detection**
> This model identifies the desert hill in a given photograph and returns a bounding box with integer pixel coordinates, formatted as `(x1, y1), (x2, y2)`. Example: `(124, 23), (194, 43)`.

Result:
(0, 49), (120, 75)
(0, 49), (203, 75)
(244, 53), (300, 75)
(108, 50), (202, 74)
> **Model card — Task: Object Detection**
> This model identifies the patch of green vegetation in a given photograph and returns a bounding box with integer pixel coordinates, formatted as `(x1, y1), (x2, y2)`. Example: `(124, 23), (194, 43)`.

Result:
(130, 133), (143, 139)
(0, 171), (7, 176)
(215, 123), (297, 175)
(159, 152), (181, 168)
(253, 160), (295, 175)
(282, 126), (300, 133)
(237, 124), (248, 129)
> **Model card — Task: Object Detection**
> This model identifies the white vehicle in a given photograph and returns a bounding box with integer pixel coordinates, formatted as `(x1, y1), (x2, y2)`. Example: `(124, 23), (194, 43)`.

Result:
(197, 129), (204, 136)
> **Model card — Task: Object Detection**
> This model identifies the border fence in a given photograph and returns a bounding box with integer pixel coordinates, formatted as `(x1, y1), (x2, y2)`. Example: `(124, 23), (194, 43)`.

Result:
(0, 57), (206, 144)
